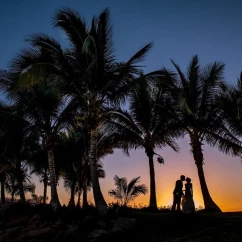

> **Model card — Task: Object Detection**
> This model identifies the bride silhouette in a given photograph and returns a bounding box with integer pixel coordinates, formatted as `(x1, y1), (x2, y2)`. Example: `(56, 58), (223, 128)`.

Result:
(182, 177), (195, 214)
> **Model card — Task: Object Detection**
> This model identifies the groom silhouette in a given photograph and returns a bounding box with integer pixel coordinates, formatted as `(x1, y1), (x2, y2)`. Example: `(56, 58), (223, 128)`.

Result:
(171, 175), (185, 212)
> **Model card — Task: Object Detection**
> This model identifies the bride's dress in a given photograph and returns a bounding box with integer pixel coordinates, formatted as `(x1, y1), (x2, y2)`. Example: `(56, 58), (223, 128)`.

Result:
(182, 183), (195, 214)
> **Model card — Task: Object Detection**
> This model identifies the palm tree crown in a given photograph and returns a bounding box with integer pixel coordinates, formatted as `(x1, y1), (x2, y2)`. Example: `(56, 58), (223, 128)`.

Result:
(102, 76), (181, 209)
(108, 175), (148, 206)
(162, 55), (242, 210)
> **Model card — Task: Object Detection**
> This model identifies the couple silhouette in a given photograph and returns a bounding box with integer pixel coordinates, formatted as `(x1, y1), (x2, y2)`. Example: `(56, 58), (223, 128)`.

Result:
(171, 175), (195, 214)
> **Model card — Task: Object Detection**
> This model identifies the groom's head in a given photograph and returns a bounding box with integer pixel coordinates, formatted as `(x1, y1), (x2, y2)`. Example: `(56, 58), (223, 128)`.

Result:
(180, 175), (185, 181)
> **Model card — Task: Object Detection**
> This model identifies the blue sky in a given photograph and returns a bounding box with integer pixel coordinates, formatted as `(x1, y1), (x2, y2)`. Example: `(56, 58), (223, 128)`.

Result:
(1, 0), (242, 82)
(1, 0), (242, 210)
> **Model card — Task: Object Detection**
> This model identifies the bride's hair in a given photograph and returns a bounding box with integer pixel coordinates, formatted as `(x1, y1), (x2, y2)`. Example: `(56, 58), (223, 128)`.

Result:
(186, 177), (191, 183)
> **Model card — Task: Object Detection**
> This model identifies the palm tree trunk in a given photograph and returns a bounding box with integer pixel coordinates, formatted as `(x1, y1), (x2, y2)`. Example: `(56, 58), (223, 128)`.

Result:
(190, 137), (221, 211)
(82, 180), (88, 209)
(0, 175), (6, 204)
(76, 190), (81, 207)
(90, 128), (107, 215)
(43, 170), (48, 204)
(18, 180), (26, 203)
(16, 161), (26, 203)
(68, 180), (76, 207)
(47, 146), (60, 210)
(147, 154), (158, 210)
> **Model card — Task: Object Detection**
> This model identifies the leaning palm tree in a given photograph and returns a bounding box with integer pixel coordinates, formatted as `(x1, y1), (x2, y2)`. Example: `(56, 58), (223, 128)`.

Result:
(162, 55), (242, 211)
(108, 175), (148, 206)
(102, 76), (181, 209)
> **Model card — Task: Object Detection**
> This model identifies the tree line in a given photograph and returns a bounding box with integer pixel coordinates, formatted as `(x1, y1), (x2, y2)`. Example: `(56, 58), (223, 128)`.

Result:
(0, 8), (241, 215)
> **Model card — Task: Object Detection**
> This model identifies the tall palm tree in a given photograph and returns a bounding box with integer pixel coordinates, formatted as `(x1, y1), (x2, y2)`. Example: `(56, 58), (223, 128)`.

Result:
(108, 175), (148, 206)
(102, 76), (181, 209)
(10, 8), (158, 214)
(162, 55), (242, 211)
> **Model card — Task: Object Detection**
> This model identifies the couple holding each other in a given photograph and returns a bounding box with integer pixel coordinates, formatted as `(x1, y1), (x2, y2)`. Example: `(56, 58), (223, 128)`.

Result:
(171, 175), (195, 214)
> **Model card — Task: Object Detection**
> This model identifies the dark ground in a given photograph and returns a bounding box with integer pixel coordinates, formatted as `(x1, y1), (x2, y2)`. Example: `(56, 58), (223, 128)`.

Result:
(131, 211), (242, 241)
(1, 204), (242, 241)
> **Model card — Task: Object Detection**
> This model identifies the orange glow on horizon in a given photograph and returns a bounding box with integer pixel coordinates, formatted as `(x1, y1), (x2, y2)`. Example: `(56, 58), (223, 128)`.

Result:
(30, 139), (242, 212)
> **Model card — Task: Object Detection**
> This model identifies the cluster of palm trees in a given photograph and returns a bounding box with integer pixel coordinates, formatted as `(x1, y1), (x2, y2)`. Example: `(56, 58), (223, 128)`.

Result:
(0, 7), (241, 214)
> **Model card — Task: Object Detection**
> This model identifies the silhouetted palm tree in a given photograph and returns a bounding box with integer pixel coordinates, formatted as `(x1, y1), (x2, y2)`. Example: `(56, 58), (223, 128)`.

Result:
(103, 76), (181, 209)
(31, 193), (49, 204)
(10, 8), (161, 214)
(108, 175), (148, 206)
(5, 162), (35, 201)
(0, 100), (38, 203)
(217, 72), (242, 159)
(162, 55), (242, 211)
(0, 159), (9, 204)
(56, 127), (112, 208)
(20, 82), (78, 209)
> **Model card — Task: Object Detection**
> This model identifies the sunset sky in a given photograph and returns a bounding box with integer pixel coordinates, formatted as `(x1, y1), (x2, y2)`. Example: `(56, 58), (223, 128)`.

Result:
(1, 0), (242, 211)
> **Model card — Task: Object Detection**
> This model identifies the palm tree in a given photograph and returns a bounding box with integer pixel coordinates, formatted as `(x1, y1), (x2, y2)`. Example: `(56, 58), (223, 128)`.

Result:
(0, 101), (38, 203)
(108, 175), (148, 206)
(56, 128), (111, 208)
(162, 55), (242, 211)
(102, 76), (181, 209)
(5, 162), (35, 201)
(0, 160), (8, 204)
(29, 147), (49, 204)
(31, 193), (49, 204)
(55, 131), (81, 207)
(10, 8), (160, 214)
(19, 81), (78, 209)
(218, 72), (242, 126)
(0, 104), (17, 204)
(236, 73), (242, 123)
(217, 72), (242, 159)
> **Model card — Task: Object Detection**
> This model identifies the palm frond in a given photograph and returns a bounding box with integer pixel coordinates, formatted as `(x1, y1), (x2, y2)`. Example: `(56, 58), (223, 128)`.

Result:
(53, 7), (88, 52)
(125, 43), (152, 67)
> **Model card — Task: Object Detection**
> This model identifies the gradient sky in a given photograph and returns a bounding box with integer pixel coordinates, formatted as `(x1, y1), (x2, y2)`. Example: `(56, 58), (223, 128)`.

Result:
(1, 0), (242, 211)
